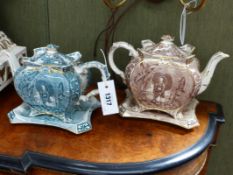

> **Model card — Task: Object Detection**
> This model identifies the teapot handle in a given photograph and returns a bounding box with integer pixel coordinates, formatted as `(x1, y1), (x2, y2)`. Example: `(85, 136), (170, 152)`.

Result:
(108, 42), (139, 83)
(76, 61), (111, 99)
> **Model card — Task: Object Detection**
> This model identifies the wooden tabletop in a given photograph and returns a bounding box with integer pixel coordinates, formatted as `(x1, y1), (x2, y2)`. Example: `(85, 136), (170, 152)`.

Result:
(0, 85), (223, 175)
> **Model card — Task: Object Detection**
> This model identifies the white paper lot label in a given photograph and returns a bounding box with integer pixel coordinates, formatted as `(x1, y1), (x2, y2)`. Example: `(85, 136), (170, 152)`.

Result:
(97, 80), (119, 116)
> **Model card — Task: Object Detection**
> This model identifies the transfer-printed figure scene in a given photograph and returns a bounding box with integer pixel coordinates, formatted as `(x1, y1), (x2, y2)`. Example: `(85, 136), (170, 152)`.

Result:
(129, 60), (198, 111)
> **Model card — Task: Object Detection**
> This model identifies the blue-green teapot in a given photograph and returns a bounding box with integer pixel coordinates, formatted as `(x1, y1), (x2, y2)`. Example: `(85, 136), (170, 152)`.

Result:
(4, 44), (110, 134)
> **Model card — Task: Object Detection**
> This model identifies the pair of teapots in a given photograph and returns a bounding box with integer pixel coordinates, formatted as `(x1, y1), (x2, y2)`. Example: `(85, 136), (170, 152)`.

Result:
(4, 44), (110, 134)
(108, 35), (229, 129)
(4, 35), (229, 132)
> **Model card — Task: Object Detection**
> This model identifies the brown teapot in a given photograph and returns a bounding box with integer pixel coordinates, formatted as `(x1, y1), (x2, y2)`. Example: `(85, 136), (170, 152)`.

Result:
(108, 35), (229, 129)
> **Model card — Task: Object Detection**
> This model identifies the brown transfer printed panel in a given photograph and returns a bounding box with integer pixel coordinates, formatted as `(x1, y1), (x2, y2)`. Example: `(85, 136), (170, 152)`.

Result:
(129, 59), (200, 111)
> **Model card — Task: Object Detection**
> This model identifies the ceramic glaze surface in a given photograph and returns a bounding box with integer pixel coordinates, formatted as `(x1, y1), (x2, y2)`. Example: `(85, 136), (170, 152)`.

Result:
(108, 35), (229, 128)
(14, 66), (81, 120)
(13, 45), (86, 120)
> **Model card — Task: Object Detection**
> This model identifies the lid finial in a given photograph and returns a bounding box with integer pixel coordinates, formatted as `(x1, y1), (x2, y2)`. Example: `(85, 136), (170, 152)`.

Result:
(47, 44), (59, 54)
(161, 35), (175, 42)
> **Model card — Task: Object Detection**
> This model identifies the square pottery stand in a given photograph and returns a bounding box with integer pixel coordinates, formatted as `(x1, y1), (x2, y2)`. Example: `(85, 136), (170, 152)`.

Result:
(8, 97), (100, 134)
(0, 31), (27, 91)
(0, 86), (225, 175)
(119, 90), (200, 129)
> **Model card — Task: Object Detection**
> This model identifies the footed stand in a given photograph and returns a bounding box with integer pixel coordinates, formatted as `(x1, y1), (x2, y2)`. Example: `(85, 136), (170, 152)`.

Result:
(8, 97), (100, 134)
(119, 90), (200, 129)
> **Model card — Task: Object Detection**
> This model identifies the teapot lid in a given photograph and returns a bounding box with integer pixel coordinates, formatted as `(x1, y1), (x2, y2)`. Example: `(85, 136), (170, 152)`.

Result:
(139, 35), (195, 62)
(26, 44), (81, 67)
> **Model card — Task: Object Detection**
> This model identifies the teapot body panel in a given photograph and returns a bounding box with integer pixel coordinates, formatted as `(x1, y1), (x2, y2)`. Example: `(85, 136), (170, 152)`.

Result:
(126, 58), (202, 112)
(14, 66), (82, 116)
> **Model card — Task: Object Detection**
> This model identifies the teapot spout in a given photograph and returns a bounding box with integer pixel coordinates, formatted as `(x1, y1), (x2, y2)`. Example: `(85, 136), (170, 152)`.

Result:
(1, 50), (20, 77)
(198, 52), (230, 95)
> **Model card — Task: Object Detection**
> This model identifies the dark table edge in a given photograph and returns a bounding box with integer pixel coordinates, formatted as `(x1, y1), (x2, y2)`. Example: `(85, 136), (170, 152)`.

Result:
(0, 103), (224, 175)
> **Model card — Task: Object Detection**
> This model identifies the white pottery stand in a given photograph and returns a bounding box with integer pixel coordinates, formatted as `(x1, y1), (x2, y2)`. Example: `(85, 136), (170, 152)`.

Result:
(119, 90), (200, 129)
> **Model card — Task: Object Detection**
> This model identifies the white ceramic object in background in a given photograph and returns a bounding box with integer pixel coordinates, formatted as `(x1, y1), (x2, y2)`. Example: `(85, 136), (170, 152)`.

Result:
(0, 31), (27, 91)
(108, 35), (229, 129)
